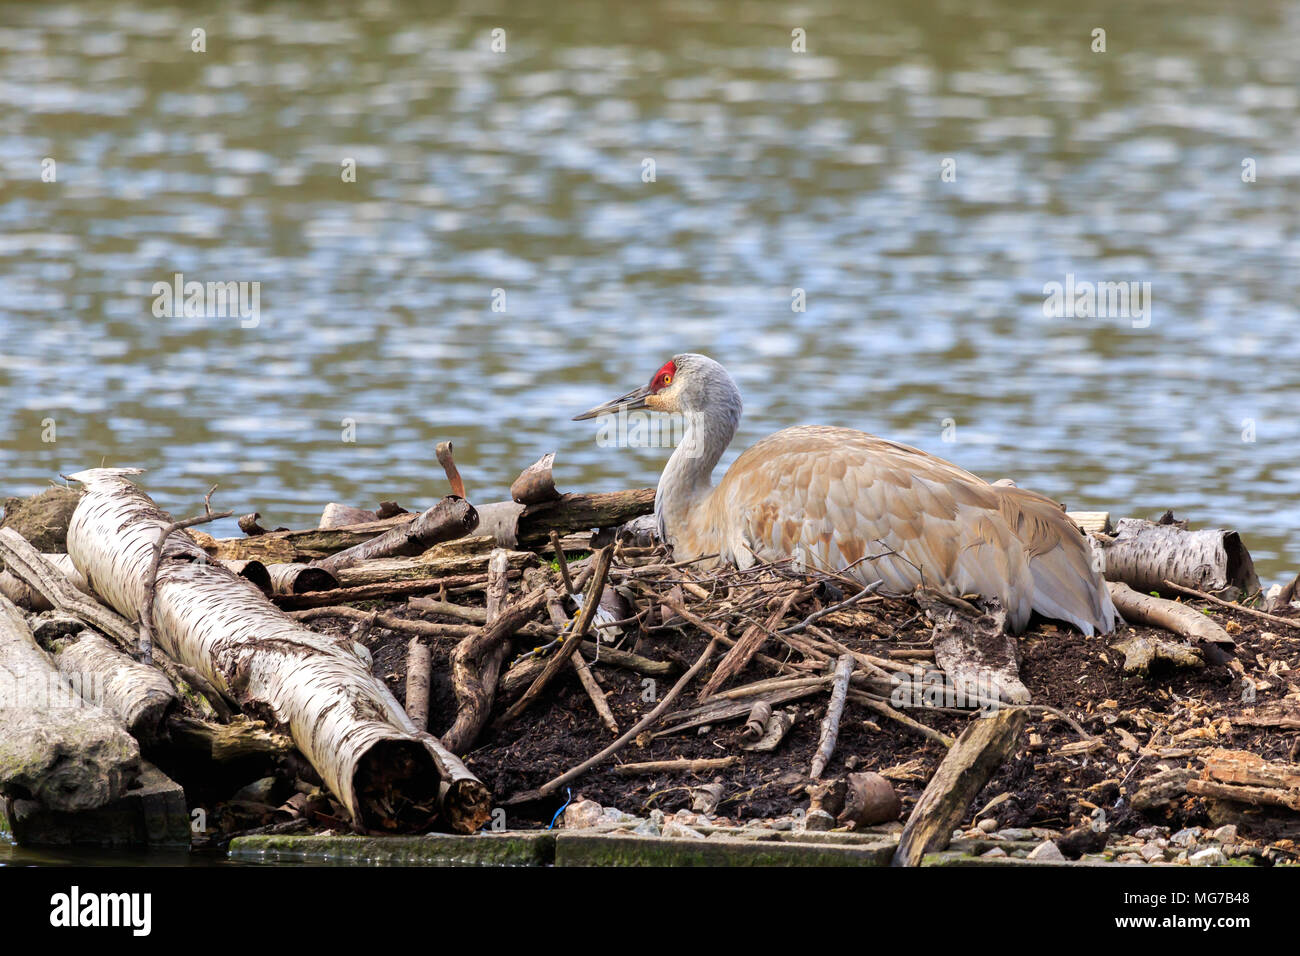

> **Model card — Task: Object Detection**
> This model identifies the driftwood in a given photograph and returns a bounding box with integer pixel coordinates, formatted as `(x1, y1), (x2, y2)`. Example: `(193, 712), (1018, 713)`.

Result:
(1186, 749), (1300, 812)
(319, 503), (379, 529)
(530, 567), (619, 733)
(272, 574), (498, 610)
(330, 548), (537, 587)
(809, 653), (854, 779)
(742, 700), (772, 741)
(313, 496), (478, 575)
(51, 630), (178, 743)
(700, 589), (799, 698)
(509, 594), (726, 803)
(919, 592), (1029, 705)
(197, 515), (413, 563)
(441, 550), (535, 755)
(215, 559), (273, 595)
(477, 489), (655, 549)
(511, 452), (561, 504)
(893, 706), (1028, 866)
(0, 551), (87, 610)
(0, 594), (142, 812)
(1161, 579), (1300, 632)
(1096, 518), (1259, 597)
(1106, 581), (1234, 646)
(64, 467), (489, 833)
(405, 637), (431, 731)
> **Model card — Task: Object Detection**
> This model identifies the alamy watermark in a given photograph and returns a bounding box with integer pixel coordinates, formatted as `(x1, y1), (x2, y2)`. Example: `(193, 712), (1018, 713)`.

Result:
(1043, 273), (1151, 328)
(151, 272), (260, 328)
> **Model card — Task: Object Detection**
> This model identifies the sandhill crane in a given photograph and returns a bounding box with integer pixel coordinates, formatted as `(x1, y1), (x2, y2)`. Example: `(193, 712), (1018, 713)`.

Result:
(575, 353), (1118, 635)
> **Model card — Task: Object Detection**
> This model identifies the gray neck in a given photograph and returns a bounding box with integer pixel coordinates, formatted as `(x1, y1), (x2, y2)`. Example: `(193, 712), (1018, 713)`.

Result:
(655, 404), (740, 549)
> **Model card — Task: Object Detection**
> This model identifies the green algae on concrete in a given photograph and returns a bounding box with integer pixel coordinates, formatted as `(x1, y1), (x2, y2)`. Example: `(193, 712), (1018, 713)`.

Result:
(229, 832), (556, 866)
(555, 832), (897, 866)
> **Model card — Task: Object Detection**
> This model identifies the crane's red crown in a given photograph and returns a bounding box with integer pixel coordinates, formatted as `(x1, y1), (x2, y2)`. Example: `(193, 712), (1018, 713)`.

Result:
(650, 360), (676, 392)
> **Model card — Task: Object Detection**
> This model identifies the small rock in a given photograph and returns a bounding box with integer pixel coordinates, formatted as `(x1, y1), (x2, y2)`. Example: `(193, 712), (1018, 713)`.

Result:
(977, 818), (998, 833)
(981, 847), (1007, 858)
(804, 809), (836, 832)
(1211, 824), (1238, 844)
(1190, 847), (1227, 867)
(1140, 843), (1165, 862)
(1171, 827), (1202, 848)
(997, 828), (1034, 841)
(771, 817), (795, 831)
(1117, 853), (1144, 864)
(1134, 826), (1168, 840)
(661, 820), (705, 840)
(1028, 840), (1065, 862)
(562, 799), (604, 829)
(631, 818), (660, 837)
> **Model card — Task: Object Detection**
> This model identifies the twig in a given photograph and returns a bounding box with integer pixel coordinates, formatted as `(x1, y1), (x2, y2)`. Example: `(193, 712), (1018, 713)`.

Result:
(549, 530), (575, 595)
(494, 546), (613, 729)
(809, 653), (854, 779)
(613, 756), (737, 776)
(779, 581), (884, 636)
(1162, 579), (1300, 631)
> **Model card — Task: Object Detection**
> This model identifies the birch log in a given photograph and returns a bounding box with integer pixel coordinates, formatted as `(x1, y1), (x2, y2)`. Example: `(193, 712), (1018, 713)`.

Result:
(51, 630), (178, 743)
(0, 552), (87, 610)
(0, 594), (141, 811)
(1096, 519), (1259, 596)
(64, 468), (489, 833)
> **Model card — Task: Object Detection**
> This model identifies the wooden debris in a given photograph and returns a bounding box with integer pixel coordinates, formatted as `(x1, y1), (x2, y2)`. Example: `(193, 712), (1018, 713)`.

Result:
(264, 562), (339, 595)
(405, 637), (431, 731)
(744, 707), (797, 753)
(893, 706), (1028, 866)
(494, 546), (614, 729)
(1110, 632), (1203, 675)
(839, 771), (902, 828)
(313, 496), (479, 575)
(442, 551), (545, 755)
(741, 700), (772, 741)
(0, 594), (141, 812)
(612, 756), (737, 776)
(51, 630), (178, 744)
(65, 467), (489, 833)
(1186, 749), (1300, 811)
(809, 653), (854, 779)
(1107, 581), (1234, 646)
(1096, 517), (1259, 597)
(511, 452), (561, 504)
(921, 592), (1030, 705)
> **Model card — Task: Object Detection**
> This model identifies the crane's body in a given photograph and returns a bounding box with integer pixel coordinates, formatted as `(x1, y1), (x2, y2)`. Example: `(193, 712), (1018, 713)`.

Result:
(576, 353), (1118, 636)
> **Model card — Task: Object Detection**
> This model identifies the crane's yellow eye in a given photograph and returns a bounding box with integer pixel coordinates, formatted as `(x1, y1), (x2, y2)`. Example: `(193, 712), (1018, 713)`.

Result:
(663, 374), (672, 386)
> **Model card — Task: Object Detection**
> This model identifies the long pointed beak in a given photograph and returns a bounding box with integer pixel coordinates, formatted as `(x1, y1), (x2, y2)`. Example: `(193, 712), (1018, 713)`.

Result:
(573, 383), (652, 421)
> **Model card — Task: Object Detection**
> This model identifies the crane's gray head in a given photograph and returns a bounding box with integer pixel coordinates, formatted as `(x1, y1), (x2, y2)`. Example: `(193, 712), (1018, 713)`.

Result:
(573, 353), (743, 428)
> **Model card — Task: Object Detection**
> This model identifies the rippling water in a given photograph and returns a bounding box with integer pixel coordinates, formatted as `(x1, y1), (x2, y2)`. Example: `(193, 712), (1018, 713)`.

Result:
(1, 0), (1297, 581)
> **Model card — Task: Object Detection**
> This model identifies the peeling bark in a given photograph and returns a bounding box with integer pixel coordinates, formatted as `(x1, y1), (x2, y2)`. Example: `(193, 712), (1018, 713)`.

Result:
(64, 467), (489, 833)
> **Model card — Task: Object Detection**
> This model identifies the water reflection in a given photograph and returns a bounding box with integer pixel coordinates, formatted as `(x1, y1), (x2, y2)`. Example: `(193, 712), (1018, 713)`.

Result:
(0, 0), (1297, 579)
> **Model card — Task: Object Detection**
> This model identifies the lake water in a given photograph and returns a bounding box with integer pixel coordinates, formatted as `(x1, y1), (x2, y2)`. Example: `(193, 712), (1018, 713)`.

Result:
(1, 0), (1298, 582)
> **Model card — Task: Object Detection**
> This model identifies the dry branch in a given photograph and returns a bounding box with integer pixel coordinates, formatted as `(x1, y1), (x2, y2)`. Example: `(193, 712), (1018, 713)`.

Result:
(1107, 581), (1234, 646)
(809, 653), (854, 780)
(312, 496), (478, 575)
